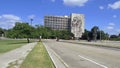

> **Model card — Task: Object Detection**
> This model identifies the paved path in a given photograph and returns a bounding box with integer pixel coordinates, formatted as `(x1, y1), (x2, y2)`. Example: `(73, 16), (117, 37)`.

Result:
(43, 39), (120, 68)
(0, 42), (37, 68)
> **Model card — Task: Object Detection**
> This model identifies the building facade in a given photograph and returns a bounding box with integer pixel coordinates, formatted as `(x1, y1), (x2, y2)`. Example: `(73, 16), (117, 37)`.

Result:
(44, 13), (85, 38)
(71, 13), (84, 38)
(44, 16), (71, 30)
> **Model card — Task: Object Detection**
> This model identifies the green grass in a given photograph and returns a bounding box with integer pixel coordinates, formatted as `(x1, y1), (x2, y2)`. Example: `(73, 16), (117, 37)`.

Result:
(20, 42), (55, 68)
(0, 40), (27, 54)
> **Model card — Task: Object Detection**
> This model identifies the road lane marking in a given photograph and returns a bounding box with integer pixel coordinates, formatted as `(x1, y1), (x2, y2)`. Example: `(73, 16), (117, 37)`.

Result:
(78, 55), (108, 68)
(43, 42), (69, 68)
(52, 49), (69, 68)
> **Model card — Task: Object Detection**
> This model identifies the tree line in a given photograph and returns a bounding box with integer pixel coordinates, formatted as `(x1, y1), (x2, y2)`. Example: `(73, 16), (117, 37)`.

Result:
(81, 26), (109, 41)
(1, 22), (74, 40)
(81, 26), (120, 41)
(0, 22), (120, 41)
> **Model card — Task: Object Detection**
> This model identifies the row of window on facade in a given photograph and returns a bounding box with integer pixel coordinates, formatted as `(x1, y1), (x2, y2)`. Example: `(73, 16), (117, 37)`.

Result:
(47, 26), (69, 29)
(45, 24), (68, 27)
(45, 22), (69, 25)
(44, 20), (69, 22)
(45, 18), (69, 21)
(45, 16), (69, 19)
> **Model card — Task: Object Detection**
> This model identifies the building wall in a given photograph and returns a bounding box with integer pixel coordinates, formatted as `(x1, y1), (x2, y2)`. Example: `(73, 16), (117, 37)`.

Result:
(44, 16), (71, 30)
(71, 13), (84, 38)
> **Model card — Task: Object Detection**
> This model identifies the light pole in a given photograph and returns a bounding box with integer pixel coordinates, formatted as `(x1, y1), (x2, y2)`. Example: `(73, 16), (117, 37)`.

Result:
(100, 30), (102, 41)
(28, 18), (33, 40)
(30, 18), (33, 26)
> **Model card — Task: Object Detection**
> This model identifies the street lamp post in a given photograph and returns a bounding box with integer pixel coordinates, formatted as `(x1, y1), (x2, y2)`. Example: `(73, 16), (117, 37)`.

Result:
(28, 18), (33, 43)
(100, 30), (102, 41)
(30, 18), (33, 26)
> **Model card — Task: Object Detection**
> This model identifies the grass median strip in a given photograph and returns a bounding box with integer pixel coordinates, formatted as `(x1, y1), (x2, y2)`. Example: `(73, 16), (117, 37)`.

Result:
(20, 42), (55, 68)
(0, 40), (27, 54)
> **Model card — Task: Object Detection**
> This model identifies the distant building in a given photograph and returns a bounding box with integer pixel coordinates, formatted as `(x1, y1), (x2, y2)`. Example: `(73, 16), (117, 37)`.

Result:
(44, 13), (85, 38)
(44, 16), (71, 31)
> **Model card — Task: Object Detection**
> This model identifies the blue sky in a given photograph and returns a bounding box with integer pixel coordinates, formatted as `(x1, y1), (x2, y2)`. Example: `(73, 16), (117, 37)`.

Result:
(0, 0), (120, 35)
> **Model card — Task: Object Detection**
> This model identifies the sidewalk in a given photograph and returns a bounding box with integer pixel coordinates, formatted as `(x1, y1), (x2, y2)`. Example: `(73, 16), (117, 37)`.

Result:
(0, 42), (37, 68)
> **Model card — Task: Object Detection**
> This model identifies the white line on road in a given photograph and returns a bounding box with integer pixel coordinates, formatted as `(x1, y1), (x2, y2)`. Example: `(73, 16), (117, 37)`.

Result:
(43, 42), (69, 68)
(78, 55), (108, 68)
(52, 49), (69, 68)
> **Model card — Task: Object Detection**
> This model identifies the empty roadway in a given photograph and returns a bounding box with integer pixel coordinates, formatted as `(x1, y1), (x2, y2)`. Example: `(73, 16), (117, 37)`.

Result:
(43, 39), (120, 68)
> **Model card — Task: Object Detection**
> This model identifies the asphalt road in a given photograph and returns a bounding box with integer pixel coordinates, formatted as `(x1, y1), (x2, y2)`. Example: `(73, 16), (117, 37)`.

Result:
(43, 39), (120, 68)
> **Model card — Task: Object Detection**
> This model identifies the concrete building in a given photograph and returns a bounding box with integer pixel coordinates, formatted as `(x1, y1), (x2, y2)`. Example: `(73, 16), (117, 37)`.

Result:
(44, 13), (85, 38)
(44, 16), (71, 30)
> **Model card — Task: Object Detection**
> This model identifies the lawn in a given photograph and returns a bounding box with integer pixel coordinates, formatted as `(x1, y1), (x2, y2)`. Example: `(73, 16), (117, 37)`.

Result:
(20, 42), (55, 68)
(0, 40), (28, 54)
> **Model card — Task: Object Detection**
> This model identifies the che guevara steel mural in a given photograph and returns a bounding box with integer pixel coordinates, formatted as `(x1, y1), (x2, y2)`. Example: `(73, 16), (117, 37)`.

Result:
(71, 13), (84, 38)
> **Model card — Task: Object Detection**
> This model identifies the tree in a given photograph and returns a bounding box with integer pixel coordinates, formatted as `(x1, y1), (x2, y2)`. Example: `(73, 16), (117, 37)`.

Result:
(6, 29), (16, 38)
(0, 28), (4, 37)
(110, 34), (120, 41)
(91, 26), (99, 41)
(59, 30), (74, 40)
(118, 33), (120, 37)
(13, 22), (34, 38)
(81, 29), (89, 40)
(88, 31), (93, 41)
(6, 22), (35, 43)
(110, 35), (118, 38)
(97, 30), (109, 40)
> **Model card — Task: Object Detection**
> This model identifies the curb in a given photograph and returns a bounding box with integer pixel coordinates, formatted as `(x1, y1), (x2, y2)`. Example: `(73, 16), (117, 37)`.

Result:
(63, 40), (120, 49)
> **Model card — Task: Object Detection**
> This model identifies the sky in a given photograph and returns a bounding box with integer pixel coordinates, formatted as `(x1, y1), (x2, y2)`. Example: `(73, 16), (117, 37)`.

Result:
(0, 0), (120, 35)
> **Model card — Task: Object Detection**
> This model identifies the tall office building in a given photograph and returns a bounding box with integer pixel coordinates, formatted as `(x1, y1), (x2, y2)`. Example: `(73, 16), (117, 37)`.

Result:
(44, 16), (71, 30)
(44, 13), (85, 38)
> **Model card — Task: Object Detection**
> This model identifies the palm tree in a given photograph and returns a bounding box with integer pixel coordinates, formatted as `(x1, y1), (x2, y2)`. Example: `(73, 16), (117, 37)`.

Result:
(91, 26), (99, 42)
(119, 33), (120, 37)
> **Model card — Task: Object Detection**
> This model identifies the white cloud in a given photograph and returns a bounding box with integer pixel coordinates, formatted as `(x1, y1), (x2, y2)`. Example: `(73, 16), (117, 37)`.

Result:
(113, 15), (117, 18)
(2, 14), (20, 21)
(106, 23), (115, 31)
(109, 23), (115, 26)
(106, 22), (120, 35)
(0, 14), (21, 29)
(28, 15), (35, 19)
(108, 1), (120, 9)
(99, 6), (104, 10)
(63, 0), (89, 7)
(107, 26), (114, 30)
